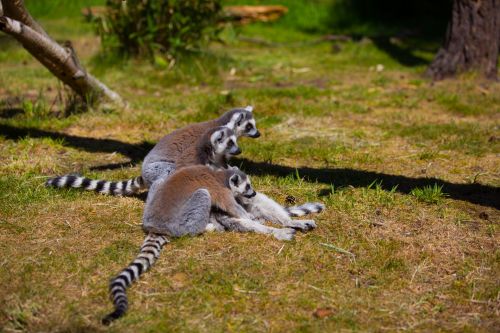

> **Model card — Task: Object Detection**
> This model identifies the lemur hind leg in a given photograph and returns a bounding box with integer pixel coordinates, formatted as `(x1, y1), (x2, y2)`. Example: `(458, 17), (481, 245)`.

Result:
(240, 192), (317, 231)
(205, 205), (258, 233)
(141, 161), (176, 188)
(212, 213), (296, 241)
(236, 218), (296, 241)
(169, 189), (212, 237)
(147, 189), (211, 237)
(205, 212), (228, 232)
(208, 211), (253, 233)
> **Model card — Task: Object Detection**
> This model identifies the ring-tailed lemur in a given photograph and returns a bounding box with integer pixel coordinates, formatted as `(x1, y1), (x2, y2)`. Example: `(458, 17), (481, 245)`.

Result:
(46, 111), (322, 220)
(102, 165), (318, 325)
(46, 125), (240, 195)
(46, 106), (259, 195)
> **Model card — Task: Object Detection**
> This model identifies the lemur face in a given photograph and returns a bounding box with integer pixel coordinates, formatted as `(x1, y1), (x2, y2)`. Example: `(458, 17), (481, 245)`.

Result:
(210, 127), (241, 157)
(229, 171), (256, 199)
(227, 106), (261, 138)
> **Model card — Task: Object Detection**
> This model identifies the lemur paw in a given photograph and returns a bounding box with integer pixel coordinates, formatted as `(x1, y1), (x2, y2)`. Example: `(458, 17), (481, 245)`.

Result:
(205, 223), (225, 232)
(288, 219), (317, 232)
(273, 228), (296, 241)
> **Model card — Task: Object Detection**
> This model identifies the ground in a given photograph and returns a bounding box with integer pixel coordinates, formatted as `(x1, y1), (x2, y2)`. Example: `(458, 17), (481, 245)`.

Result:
(0, 1), (499, 332)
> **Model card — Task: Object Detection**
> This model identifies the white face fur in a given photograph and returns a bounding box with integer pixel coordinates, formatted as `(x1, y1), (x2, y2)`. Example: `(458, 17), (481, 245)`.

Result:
(210, 128), (240, 157)
(229, 173), (256, 198)
(226, 109), (260, 138)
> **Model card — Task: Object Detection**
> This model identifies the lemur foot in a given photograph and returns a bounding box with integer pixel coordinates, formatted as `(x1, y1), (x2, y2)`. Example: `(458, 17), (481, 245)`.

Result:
(205, 222), (225, 232)
(287, 219), (317, 232)
(273, 228), (296, 241)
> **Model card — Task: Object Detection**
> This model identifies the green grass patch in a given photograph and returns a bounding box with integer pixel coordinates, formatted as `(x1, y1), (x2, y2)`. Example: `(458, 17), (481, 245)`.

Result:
(434, 90), (500, 116)
(410, 183), (447, 204)
(388, 122), (498, 156)
(1, 3), (499, 332)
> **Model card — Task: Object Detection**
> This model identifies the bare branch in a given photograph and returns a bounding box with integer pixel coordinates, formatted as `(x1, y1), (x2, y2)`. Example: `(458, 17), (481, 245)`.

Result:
(2, 0), (48, 38)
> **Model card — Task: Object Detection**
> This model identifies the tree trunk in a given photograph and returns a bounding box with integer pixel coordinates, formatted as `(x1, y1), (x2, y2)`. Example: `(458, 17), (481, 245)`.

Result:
(0, 0), (124, 106)
(426, 0), (499, 80)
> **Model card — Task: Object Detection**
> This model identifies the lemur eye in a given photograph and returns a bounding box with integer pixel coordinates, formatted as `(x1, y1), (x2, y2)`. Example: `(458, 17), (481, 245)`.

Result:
(246, 124), (252, 130)
(227, 140), (234, 147)
(246, 184), (250, 190)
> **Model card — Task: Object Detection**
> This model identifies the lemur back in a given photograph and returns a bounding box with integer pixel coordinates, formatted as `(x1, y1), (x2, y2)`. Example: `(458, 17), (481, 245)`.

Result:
(143, 165), (248, 235)
(46, 106), (259, 195)
(46, 125), (241, 194)
(145, 106), (258, 167)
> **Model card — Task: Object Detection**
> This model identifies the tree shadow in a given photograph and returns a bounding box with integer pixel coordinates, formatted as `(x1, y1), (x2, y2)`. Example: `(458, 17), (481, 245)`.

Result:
(324, 0), (450, 67)
(371, 37), (429, 67)
(235, 158), (500, 210)
(1, 123), (498, 209)
(0, 107), (25, 119)
(0, 123), (153, 164)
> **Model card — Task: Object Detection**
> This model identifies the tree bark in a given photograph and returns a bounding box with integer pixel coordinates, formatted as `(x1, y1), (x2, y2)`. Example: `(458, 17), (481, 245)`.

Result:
(426, 0), (500, 80)
(2, 0), (48, 38)
(0, 0), (124, 106)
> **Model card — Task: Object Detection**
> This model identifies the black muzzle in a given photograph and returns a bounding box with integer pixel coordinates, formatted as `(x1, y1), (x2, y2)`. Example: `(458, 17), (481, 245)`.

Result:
(245, 190), (257, 198)
(249, 130), (261, 138)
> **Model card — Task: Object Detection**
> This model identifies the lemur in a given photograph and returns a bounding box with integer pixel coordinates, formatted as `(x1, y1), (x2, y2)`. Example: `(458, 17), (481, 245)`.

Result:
(45, 106), (323, 218)
(102, 165), (319, 325)
(45, 125), (240, 195)
(46, 106), (259, 195)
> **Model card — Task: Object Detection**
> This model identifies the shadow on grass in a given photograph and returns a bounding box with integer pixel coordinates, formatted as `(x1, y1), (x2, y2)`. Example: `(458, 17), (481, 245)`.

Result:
(0, 123), (153, 165)
(371, 37), (429, 67)
(0, 108), (25, 119)
(1, 123), (498, 209)
(321, 0), (449, 67)
(236, 158), (499, 210)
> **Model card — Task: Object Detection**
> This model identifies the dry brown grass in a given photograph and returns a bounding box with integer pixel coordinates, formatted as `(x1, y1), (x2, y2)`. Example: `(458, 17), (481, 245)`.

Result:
(0, 9), (499, 333)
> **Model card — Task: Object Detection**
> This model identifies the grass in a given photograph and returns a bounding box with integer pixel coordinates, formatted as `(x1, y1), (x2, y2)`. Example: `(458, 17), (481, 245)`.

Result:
(1, 1), (500, 332)
(410, 183), (447, 204)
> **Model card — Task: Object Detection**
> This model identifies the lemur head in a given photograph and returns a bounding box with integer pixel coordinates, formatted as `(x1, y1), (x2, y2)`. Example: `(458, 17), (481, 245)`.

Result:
(223, 106), (260, 138)
(227, 168), (256, 199)
(209, 126), (241, 157)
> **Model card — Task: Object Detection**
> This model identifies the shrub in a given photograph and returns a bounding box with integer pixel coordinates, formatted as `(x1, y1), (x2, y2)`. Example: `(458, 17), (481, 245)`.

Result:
(96, 0), (222, 59)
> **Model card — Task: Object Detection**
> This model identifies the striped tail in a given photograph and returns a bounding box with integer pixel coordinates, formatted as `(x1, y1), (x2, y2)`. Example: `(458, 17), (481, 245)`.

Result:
(285, 202), (325, 217)
(45, 174), (144, 196)
(102, 234), (168, 325)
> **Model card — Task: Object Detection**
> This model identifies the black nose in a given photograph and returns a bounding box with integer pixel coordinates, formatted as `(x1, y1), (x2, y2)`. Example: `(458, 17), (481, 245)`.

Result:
(246, 190), (257, 198)
(233, 147), (242, 155)
(250, 130), (261, 138)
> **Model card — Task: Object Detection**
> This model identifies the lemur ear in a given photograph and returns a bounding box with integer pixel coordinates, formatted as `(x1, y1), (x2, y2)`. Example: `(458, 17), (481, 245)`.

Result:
(230, 174), (240, 186)
(244, 105), (253, 112)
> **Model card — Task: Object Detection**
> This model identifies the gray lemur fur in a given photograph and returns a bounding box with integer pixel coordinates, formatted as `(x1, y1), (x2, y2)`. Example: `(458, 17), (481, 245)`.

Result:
(45, 106), (258, 195)
(140, 106), (259, 188)
(102, 166), (303, 325)
(142, 166), (297, 241)
(208, 191), (323, 233)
